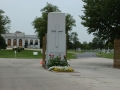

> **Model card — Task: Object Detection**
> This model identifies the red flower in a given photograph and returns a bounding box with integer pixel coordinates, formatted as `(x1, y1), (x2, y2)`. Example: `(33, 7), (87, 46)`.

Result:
(49, 54), (51, 56)
(52, 54), (54, 58)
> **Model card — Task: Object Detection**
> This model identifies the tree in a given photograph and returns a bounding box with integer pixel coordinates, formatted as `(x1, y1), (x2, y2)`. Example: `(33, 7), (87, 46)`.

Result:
(88, 42), (93, 50)
(32, 3), (76, 48)
(0, 9), (10, 50)
(67, 41), (73, 50)
(0, 9), (11, 34)
(92, 37), (99, 50)
(75, 41), (81, 49)
(32, 3), (60, 48)
(97, 39), (105, 50)
(91, 37), (105, 50)
(105, 42), (113, 49)
(66, 14), (76, 50)
(80, 0), (120, 44)
(108, 42), (114, 49)
(0, 35), (7, 49)
(67, 33), (73, 49)
(80, 43), (84, 50)
(66, 14), (76, 33)
(82, 41), (89, 50)
(70, 32), (79, 51)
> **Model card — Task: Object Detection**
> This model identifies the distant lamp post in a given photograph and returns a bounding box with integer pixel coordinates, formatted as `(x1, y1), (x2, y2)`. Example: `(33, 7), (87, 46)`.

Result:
(14, 32), (17, 47)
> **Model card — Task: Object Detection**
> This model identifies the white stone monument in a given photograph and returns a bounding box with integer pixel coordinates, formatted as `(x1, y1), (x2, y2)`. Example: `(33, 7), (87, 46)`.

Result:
(46, 12), (66, 64)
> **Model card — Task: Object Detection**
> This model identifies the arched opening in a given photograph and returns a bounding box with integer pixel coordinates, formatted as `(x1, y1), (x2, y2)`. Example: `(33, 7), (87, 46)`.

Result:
(13, 39), (17, 46)
(35, 40), (38, 45)
(25, 39), (28, 48)
(30, 39), (33, 45)
(8, 39), (11, 46)
(19, 39), (22, 46)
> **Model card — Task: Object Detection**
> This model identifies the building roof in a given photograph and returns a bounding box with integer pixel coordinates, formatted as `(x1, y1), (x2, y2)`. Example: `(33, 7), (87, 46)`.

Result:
(1, 32), (39, 39)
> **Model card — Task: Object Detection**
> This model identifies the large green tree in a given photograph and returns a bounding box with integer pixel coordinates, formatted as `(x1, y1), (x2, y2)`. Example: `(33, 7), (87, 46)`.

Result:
(70, 32), (80, 51)
(88, 42), (93, 50)
(0, 9), (11, 34)
(82, 41), (89, 50)
(0, 9), (10, 49)
(92, 37), (99, 49)
(0, 35), (7, 49)
(80, 0), (120, 44)
(92, 37), (105, 50)
(32, 3), (76, 48)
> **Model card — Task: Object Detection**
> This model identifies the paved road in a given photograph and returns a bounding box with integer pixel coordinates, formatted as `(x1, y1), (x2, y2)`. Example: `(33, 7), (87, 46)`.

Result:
(68, 58), (120, 90)
(0, 58), (86, 90)
(0, 57), (120, 90)
(76, 52), (97, 58)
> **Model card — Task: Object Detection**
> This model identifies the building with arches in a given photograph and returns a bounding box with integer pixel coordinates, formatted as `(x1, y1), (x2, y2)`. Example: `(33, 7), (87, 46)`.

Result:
(1, 31), (40, 49)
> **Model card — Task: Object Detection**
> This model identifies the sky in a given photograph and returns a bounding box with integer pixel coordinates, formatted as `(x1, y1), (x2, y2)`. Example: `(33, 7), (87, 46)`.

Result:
(0, 0), (94, 43)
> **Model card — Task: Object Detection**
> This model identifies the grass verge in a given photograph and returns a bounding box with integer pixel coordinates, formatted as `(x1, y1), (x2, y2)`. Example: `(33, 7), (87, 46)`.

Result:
(96, 52), (114, 59)
(0, 49), (76, 59)
(0, 49), (42, 59)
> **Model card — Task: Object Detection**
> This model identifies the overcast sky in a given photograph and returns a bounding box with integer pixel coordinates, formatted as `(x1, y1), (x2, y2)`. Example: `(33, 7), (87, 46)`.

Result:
(0, 0), (94, 43)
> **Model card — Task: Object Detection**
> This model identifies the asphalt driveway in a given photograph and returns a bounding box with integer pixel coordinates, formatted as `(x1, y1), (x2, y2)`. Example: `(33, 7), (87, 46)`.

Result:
(76, 52), (97, 58)
(0, 56), (120, 90)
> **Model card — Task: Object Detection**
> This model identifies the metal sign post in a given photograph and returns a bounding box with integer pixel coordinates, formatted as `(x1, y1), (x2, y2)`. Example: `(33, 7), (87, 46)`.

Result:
(14, 50), (16, 58)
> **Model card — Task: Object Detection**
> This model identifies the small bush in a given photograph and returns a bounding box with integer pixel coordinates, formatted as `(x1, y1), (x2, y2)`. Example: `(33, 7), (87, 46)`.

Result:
(13, 48), (17, 50)
(47, 55), (69, 68)
(17, 47), (21, 52)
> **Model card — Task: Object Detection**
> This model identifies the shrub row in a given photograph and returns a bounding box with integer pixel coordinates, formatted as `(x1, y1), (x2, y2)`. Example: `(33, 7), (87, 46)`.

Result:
(13, 47), (24, 52)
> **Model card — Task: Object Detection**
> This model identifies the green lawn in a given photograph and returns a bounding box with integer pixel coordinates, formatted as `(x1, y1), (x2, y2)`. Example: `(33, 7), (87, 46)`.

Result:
(67, 52), (76, 59)
(0, 49), (76, 59)
(2, 49), (114, 59)
(0, 49), (42, 59)
(96, 52), (114, 59)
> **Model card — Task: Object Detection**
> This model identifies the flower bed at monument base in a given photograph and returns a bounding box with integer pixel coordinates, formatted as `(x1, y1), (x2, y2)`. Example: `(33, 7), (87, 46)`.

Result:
(48, 66), (74, 72)
(46, 54), (74, 72)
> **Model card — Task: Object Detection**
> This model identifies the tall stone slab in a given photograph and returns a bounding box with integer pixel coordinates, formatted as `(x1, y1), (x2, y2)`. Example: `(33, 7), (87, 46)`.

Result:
(46, 12), (66, 64)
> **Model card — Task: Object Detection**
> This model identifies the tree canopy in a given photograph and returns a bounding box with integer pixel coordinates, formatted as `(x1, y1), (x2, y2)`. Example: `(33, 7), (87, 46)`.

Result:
(0, 35), (7, 49)
(70, 32), (80, 51)
(0, 9), (11, 34)
(80, 0), (120, 43)
(0, 9), (10, 50)
(32, 3), (76, 48)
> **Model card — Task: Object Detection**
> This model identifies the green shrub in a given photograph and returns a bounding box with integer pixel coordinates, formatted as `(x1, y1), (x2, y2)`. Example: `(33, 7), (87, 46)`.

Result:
(47, 55), (69, 68)
(13, 48), (17, 50)
(0, 35), (7, 50)
(17, 47), (21, 52)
